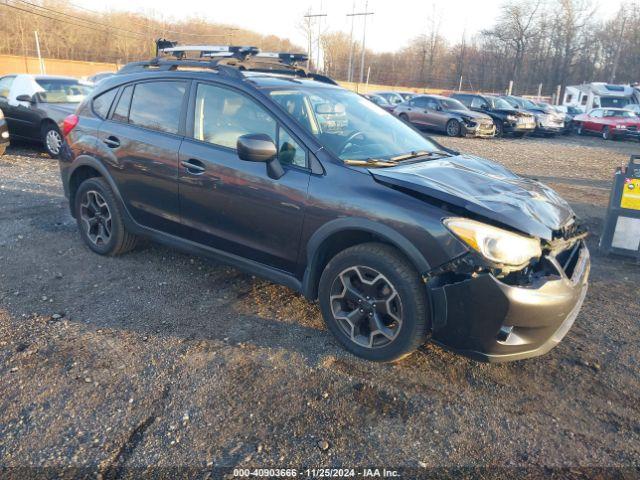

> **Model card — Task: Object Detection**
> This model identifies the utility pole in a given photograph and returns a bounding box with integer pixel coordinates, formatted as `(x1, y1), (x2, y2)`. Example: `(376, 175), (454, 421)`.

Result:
(303, 10), (327, 71)
(358, 1), (374, 84)
(610, 9), (626, 84)
(537, 83), (543, 100)
(458, 75), (463, 91)
(34, 31), (45, 75)
(507, 80), (513, 96)
(346, 1), (356, 82)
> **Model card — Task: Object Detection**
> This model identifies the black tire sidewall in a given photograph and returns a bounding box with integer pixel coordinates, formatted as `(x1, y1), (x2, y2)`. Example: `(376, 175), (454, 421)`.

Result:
(495, 122), (504, 137)
(318, 245), (429, 362)
(74, 178), (123, 255)
(603, 127), (610, 140)
(399, 113), (409, 123)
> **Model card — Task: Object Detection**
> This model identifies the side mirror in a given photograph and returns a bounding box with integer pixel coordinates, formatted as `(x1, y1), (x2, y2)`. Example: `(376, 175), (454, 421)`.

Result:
(237, 133), (284, 180)
(436, 105), (443, 111)
(16, 94), (34, 103)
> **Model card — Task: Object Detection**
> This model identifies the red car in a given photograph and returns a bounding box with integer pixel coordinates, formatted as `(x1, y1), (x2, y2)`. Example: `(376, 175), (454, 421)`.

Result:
(573, 108), (640, 140)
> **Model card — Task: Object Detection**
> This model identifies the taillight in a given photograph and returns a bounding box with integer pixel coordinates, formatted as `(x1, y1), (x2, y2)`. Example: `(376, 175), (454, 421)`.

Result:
(62, 114), (79, 137)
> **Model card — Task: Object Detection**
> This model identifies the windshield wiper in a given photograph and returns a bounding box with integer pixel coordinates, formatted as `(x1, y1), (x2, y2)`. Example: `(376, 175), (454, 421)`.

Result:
(390, 150), (450, 161)
(344, 158), (397, 167)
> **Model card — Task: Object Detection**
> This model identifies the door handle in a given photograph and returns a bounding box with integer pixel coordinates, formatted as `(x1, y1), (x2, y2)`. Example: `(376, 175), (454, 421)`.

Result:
(103, 136), (120, 148)
(181, 159), (206, 175)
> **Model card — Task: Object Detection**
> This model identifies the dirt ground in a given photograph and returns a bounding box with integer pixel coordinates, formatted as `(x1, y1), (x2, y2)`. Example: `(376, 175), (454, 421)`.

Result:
(0, 133), (639, 478)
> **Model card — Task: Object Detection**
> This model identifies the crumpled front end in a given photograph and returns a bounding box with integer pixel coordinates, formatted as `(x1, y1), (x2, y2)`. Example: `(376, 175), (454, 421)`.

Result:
(428, 233), (590, 362)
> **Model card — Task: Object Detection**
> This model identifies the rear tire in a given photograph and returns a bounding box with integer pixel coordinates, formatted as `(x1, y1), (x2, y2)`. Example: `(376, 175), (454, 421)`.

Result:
(399, 113), (410, 124)
(74, 177), (138, 256)
(318, 243), (429, 362)
(446, 119), (462, 137)
(42, 123), (63, 158)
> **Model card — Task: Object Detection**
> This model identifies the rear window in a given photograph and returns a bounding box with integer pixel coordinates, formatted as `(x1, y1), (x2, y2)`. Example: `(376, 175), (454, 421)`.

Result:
(128, 81), (187, 135)
(92, 88), (118, 119)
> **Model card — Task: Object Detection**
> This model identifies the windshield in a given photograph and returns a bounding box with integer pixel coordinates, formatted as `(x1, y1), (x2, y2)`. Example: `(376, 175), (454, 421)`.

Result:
(603, 109), (637, 118)
(440, 98), (467, 111)
(600, 96), (630, 108)
(368, 95), (389, 106)
(35, 79), (92, 103)
(269, 87), (439, 161)
(487, 97), (512, 110)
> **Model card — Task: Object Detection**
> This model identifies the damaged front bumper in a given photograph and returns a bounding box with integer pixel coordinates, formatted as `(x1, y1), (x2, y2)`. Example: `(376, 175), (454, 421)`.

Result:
(427, 240), (590, 362)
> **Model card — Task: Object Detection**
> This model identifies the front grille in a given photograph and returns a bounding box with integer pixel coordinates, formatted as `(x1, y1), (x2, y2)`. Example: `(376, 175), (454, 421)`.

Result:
(627, 125), (637, 132)
(555, 241), (581, 280)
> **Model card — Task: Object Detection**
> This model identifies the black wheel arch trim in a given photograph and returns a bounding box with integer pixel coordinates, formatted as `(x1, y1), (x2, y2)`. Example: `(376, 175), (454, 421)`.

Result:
(301, 217), (432, 300)
(66, 155), (126, 217)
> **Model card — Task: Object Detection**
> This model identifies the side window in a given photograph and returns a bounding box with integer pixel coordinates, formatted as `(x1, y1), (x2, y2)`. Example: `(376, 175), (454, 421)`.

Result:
(414, 97), (429, 108)
(92, 88), (118, 119)
(112, 85), (133, 123)
(580, 95), (588, 106)
(426, 98), (439, 110)
(591, 109), (602, 118)
(0, 76), (15, 99)
(128, 81), (187, 134)
(193, 83), (276, 149)
(278, 128), (306, 168)
(453, 95), (469, 106)
(470, 97), (486, 109)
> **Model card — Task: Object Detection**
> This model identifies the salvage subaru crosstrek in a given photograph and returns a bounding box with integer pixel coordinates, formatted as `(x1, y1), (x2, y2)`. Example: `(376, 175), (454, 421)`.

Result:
(58, 43), (590, 363)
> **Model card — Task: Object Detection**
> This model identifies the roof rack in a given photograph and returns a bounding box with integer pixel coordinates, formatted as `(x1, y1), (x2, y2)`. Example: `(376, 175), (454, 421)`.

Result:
(117, 39), (338, 86)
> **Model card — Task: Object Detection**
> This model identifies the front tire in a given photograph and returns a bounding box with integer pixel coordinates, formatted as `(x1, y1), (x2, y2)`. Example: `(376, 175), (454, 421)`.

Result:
(602, 126), (613, 140)
(318, 243), (429, 362)
(42, 123), (63, 158)
(446, 119), (462, 137)
(74, 177), (138, 256)
(495, 122), (504, 137)
(576, 123), (583, 135)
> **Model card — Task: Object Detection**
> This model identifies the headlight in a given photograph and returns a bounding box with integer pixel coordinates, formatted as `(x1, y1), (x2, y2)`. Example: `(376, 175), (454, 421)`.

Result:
(0, 109), (4, 119)
(444, 218), (542, 266)
(506, 115), (517, 122)
(615, 124), (626, 129)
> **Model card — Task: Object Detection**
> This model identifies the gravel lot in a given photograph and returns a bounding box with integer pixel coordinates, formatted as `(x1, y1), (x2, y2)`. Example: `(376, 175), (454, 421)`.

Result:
(1, 133), (639, 478)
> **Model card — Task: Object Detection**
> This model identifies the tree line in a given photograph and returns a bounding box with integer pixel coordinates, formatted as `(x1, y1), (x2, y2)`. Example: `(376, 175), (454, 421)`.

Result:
(323, 0), (640, 97)
(1, 0), (638, 98)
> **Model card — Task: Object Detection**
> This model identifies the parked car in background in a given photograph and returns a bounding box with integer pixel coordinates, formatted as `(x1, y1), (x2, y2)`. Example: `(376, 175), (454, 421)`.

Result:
(0, 109), (8, 155)
(555, 105), (583, 134)
(363, 93), (396, 113)
(0, 74), (92, 157)
(451, 93), (535, 137)
(500, 95), (564, 136)
(534, 101), (573, 135)
(86, 71), (116, 85)
(573, 108), (640, 140)
(374, 91), (405, 106)
(394, 94), (495, 137)
(397, 92), (417, 102)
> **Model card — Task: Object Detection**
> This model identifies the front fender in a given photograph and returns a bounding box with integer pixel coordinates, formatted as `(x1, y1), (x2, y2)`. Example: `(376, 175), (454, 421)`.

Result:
(301, 217), (433, 299)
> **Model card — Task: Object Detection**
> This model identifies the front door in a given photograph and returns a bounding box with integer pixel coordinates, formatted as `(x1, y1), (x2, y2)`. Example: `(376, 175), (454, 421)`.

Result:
(178, 82), (310, 273)
(96, 80), (188, 234)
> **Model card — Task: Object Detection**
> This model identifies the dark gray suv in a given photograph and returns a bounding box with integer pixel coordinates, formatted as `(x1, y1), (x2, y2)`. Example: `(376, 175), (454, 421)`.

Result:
(57, 44), (590, 363)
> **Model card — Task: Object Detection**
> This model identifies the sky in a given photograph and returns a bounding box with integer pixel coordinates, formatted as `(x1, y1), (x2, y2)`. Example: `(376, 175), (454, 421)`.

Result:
(76, 0), (624, 54)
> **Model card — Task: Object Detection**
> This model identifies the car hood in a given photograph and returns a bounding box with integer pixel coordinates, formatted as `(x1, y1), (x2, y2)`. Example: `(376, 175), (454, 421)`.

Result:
(370, 154), (574, 240)
(451, 109), (492, 120)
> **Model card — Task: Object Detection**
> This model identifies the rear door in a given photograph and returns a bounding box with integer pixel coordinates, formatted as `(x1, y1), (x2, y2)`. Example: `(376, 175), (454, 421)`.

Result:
(177, 81), (310, 272)
(96, 79), (188, 234)
(410, 97), (429, 125)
